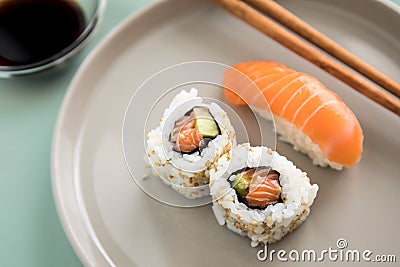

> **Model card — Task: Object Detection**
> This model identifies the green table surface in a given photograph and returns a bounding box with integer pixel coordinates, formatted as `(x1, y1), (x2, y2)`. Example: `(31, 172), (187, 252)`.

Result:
(0, 1), (152, 266)
(1, 0), (399, 266)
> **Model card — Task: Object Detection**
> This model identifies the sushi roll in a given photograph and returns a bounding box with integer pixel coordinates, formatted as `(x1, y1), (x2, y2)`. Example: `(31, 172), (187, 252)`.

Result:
(223, 61), (364, 170)
(146, 88), (236, 199)
(210, 143), (318, 247)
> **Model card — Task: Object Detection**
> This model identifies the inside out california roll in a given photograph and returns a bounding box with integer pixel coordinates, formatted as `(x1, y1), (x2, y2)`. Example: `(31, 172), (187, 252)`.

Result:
(210, 143), (318, 247)
(146, 88), (236, 199)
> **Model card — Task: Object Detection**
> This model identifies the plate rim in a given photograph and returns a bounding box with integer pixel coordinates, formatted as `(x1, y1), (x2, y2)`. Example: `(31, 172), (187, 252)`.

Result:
(51, 0), (172, 266)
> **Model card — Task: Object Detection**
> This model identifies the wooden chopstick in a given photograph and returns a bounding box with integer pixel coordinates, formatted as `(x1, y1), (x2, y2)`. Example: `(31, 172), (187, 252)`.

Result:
(213, 0), (400, 116)
(246, 0), (400, 99)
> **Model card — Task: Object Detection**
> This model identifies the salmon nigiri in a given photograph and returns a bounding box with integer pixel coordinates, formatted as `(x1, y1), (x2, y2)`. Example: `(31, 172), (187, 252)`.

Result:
(223, 61), (363, 170)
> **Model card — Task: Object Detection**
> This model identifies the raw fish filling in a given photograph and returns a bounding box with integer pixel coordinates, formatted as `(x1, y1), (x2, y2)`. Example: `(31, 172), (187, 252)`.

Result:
(230, 167), (282, 209)
(170, 107), (220, 153)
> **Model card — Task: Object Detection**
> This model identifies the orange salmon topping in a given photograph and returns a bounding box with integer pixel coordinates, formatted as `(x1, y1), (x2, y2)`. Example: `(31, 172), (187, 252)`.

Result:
(223, 61), (363, 168)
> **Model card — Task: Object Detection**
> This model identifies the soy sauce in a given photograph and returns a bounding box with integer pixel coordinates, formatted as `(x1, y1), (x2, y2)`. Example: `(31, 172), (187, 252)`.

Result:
(0, 0), (85, 66)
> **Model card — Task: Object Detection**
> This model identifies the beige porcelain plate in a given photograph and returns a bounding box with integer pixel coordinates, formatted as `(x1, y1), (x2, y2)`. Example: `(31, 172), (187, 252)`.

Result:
(52, 0), (400, 266)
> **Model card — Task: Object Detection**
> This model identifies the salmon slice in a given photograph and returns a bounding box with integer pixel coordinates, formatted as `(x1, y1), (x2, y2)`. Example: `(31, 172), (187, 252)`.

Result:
(246, 169), (281, 209)
(175, 127), (203, 153)
(170, 114), (195, 142)
(171, 111), (203, 153)
(223, 61), (363, 169)
(224, 61), (289, 105)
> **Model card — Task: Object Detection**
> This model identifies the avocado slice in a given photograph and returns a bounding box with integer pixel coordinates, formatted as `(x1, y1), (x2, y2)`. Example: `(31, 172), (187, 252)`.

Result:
(193, 107), (219, 138)
(232, 173), (251, 198)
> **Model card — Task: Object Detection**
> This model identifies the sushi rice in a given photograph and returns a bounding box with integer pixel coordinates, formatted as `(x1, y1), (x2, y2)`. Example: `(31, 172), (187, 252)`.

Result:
(146, 88), (236, 199)
(210, 143), (318, 247)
